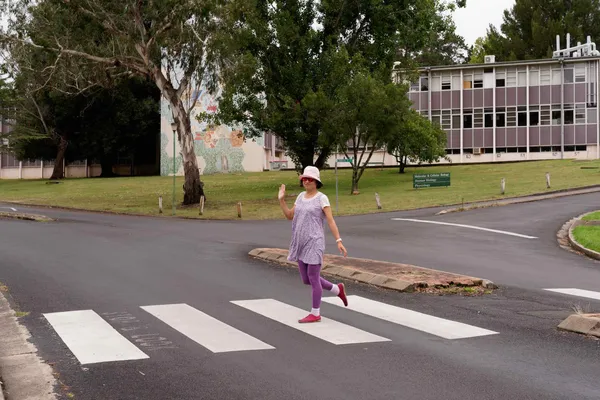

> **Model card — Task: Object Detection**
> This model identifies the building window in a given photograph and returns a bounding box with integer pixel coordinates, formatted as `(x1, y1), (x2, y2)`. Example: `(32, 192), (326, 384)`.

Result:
(564, 109), (574, 124)
(452, 114), (461, 129)
(420, 77), (429, 91)
(464, 114), (473, 128)
(518, 71), (527, 87)
(474, 108), (483, 128)
(575, 104), (586, 124)
(431, 110), (441, 126)
(552, 69), (562, 85)
(496, 70), (506, 87)
(575, 64), (586, 82)
(496, 113), (506, 127)
(484, 108), (494, 127)
(530, 69), (540, 85)
(507, 107), (517, 127)
(441, 110), (451, 129)
(540, 67), (551, 85)
(540, 105), (551, 125)
(463, 73), (473, 89)
(530, 109), (540, 126)
(431, 76), (441, 91)
(452, 75), (461, 90)
(506, 69), (517, 87)
(587, 108), (597, 123)
(442, 75), (451, 90)
(564, 68), (574, 84)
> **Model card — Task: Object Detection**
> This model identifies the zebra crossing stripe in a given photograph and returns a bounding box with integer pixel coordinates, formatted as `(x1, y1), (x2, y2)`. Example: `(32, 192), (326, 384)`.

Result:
(43, 310), (149, 365)
(322, 295), (499, 339)
(545, 288), (600, 301)
(140, 303), (274, 353)
(230, 299), (391, 345)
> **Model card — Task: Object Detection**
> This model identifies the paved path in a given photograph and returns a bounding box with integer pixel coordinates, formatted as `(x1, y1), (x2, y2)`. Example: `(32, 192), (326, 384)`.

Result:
(0, 193), (600, 399)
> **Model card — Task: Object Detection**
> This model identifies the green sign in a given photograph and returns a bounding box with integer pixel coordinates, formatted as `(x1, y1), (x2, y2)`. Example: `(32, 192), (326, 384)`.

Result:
(413, 172), (451, 188)
(337, 158), (352, 163)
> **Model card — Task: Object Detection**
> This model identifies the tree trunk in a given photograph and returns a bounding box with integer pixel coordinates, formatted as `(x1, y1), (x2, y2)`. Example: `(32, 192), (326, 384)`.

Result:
(314, 146), (331, 170)
(351, 167), (359, 195)
(50, 136), (68, 180)
(100, 157), (116, 177)
(154, 69), (204, 205)
(400, 155), (408, 173)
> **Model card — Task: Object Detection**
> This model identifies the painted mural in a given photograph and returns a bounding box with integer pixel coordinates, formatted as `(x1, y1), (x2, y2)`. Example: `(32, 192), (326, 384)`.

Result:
(160, 80), (267, 176)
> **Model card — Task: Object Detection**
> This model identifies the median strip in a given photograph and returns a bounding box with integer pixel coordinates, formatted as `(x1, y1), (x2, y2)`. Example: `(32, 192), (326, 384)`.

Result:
(0, 212), (55, 223)
(249, 248), (497, 294)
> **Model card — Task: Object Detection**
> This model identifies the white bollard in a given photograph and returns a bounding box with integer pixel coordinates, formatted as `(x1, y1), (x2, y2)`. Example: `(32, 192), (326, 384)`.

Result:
(199, 195), (205, 215)
(159, 196), (163, 214)
(501, 178), (506, 195)
(375, 193), (382, 209)
(546, 172), (551, 188)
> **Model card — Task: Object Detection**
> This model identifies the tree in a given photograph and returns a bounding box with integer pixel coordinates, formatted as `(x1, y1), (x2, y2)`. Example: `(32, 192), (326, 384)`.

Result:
(386, 109), (449, 174)
(1, 0), (233, 204)
(469, 0), (600, 63)
(208, 0), (465, 173)
(324, 70), (411, 193)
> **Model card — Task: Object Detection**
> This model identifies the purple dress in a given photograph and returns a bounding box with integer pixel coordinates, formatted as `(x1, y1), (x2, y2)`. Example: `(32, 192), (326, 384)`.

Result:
(287, 192), (327, 265)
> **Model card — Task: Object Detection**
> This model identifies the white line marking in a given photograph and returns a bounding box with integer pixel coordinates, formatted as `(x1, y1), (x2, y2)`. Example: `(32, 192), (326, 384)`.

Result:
(0, 207), (17, 211)
(140, 304), (274, 353)
(43, 310), (149, 365)
(391, 218), (538, 239)
(322, 295), (498, 339)
(231, 299), (390, 345)
(545, 288), (600, 301)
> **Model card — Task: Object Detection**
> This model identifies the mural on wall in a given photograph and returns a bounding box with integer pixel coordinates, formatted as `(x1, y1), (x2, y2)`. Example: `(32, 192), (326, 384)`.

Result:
(160, 80), (266, 176)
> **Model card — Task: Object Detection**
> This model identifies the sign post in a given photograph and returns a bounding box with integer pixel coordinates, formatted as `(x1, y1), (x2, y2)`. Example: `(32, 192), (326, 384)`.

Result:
(335, 145), (339, 215)
(413, 172), (451, 189)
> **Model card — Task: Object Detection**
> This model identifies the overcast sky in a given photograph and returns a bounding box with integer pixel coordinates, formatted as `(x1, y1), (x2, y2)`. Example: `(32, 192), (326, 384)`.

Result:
(453, 0), (515, 45)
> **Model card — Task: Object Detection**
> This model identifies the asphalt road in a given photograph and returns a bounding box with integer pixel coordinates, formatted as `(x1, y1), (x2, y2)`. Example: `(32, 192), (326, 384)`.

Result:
(1, 193), (600, 400)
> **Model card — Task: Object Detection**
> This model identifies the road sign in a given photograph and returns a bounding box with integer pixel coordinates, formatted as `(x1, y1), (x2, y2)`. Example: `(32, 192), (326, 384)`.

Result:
(337, 158), (352, 163)
(413, 172), (451, 189)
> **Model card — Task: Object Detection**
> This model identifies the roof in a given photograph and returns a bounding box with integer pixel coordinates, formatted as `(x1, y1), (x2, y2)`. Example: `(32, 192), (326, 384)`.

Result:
(413, 56), (600, 73)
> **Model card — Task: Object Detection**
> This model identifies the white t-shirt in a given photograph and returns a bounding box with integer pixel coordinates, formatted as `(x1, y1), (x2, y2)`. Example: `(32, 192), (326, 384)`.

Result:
(295, 192), (331, 209)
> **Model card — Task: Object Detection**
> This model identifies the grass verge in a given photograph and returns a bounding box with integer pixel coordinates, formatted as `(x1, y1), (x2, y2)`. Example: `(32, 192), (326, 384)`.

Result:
(572, 225), (600, 253)
(0, 159), (599, 220)
(582, 211), (600, 221)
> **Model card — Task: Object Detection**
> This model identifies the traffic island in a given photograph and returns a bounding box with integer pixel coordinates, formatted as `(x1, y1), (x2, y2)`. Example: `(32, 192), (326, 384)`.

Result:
(0, 211), (55, 223)
(558, 313), (600, 338)
(249, 248), (497, 295)
(566, 211), (600, 261)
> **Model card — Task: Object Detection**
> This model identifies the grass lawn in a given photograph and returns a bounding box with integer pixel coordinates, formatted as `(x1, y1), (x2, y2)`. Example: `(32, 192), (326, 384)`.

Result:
(582, 211), (600, 221)
(0, 159), (599, 220)
(573, 226), (600, 253)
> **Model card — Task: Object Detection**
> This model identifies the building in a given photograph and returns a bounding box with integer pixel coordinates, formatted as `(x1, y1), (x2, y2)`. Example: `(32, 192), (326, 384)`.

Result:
(403, 35), (600, 164)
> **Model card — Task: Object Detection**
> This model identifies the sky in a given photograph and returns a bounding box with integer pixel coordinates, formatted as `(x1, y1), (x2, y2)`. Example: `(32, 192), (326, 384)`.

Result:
(452, 0), (516, 45)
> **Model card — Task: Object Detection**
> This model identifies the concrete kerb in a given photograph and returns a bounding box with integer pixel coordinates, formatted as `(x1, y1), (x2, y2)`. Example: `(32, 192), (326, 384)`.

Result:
(566, 211), (600, 261)
(248, 249), (491, 293)
(0, 290), (57, 400)
(558, 313), (600, 338)
(436, 185), (600, 216)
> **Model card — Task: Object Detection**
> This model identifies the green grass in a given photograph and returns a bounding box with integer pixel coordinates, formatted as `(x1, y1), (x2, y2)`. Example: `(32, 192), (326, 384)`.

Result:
(0, 159), (599, 220)
(573, 225), (600, 253)
(582, 211), (600, 221)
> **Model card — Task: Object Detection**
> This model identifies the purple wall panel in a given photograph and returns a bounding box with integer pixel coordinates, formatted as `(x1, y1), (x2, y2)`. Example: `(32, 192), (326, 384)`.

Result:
(575, 83), (586, 103)
(452, 130), (460, 148)
(517, 87), (527, 105)
(474, 129), (484, 147)
(484, 129), (493, 147)
(588, 124), (598, 144)
(564, 84), (574, 104)
(496, 128), (506, 146)
(464, 90), (472, 108)
(551, 86), (561, 104)
(576, 125), (587, 144)
(565, 125), (575, 145)
(442, 91), (452, 108)
(507, 88), (517, 106)
(484, 89), (493, 107)
(529, 87), (539, 105)
(496, 88), (506, 107)
(431, 92), (441, 110)
(506, 128), (517, 147)
(530, 127), (540, 146)
(452, 91), (461, 108)
(540, 126), (551, 145)
(552, 126), (561, 145)
(474, 89), (484, 107)
(540, 86), (551, 104)
(518, 127), (527, 146)
(463, 130), (473, 148)
(420, 94), (428, 110)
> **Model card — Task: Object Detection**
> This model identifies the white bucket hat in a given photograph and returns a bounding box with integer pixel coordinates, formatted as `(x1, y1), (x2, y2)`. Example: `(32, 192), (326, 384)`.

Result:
(299, 166), (322, 185)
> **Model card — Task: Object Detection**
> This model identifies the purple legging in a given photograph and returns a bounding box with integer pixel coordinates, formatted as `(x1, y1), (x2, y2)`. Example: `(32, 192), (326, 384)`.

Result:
(298, 260), (334, 308)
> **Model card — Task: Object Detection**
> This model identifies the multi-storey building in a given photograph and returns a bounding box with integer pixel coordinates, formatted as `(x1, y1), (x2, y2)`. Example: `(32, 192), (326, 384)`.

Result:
(403, 36), (600, 164)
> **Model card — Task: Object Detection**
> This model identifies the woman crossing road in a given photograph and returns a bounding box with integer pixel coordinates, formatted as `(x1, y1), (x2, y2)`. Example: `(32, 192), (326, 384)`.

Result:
(278, 166), (349, 323)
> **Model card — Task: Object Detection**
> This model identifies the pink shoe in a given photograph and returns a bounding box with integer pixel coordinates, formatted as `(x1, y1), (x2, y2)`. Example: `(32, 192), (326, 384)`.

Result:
(338, 283), (348, 307)
(298, 314), (321, 323)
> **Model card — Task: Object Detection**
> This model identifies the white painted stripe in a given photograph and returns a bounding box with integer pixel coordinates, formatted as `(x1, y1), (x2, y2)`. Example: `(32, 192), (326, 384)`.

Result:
(391, 218), (538, 239)
(140, 304), (274, 353)
(231, 299), (390, 345)
(545, 288), (600, 301)
(0, 207), (17, 211)
(43, 310), (149, 365)
(322, 295), (499, 340)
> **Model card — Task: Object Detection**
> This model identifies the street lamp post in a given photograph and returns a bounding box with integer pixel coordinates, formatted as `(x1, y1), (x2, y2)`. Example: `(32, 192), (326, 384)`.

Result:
(171, 122), (177, 215)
